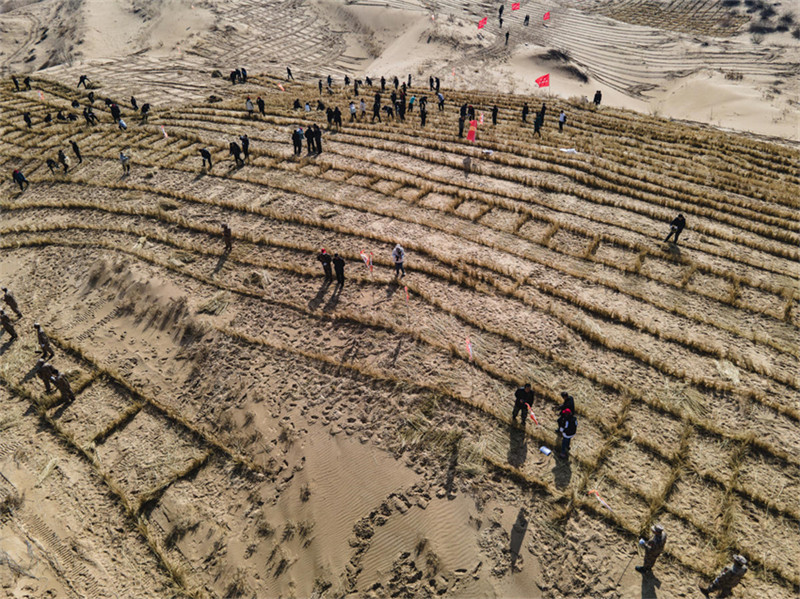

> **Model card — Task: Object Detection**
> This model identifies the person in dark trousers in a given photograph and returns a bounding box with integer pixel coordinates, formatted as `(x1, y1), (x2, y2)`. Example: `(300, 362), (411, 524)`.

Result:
(437, 92), (444, 111)
(294, 99), (302, 110)
(499, 4), (504, 16)
(365, 76), (372, 86)
(499, 16), (503, 28)
(636, 525), (666, 573)
(392, 244), (405, 277)
(524, 14), (530, 25)
(1, 288), (22, 319)
(287, 67), (294, 80)
(292, 127), (303, 155)
(700, 555), (747, 597)
(12, 169), (28, 191)
(239, 134), (250, 161)
(23, 112), (32, 128)
(318, 248), (333, 281)
(333, 107), (342, 129)
(513, 383), (534, 423)
(88, 91), (95, 104)
(47, 158), (59, 173)
(556, 391), (575, 414)
(313, 124), (322, 154)
(12, 75), (20, 91)
(593, 90), (602, 107)
(34, 323), (55, 359)
(458, 115), (465, 137)
(254, 97), (264, 117)
(407, 74), (412, 86)
(318, 79), (323, 95)
(305, 126), (315, 155)
(44, 113), (52, 123)
(533, 115), (542, 137)
(420, 106), (427, 127)
(0, 310), (18, 341)
(131, 96), (138, 110)
(57, 149), (69, 173)
(429, 76), (434, 90)
(557, 409), (577, 458)
(522, 102), (529, 123)
(245, 97), (254, 118)
(70, 140), (82, 164)
(140, 103), (150, 123)
(200, 148), (212, 169)
(119, 150), (131, 174)
(327, 74), (333, 88)
(505, 30), (509, 45)
(333, 253), (345, 288)
(54, 371), (75, 404)
(665, 214), (686, 244)
(558, 110), (566, 131)
(354, 80), (359, 96)
(36, 359), (56, 393)
(435, 77), (440, 92)
(78, 74), (89, 88)
(380, 76), (386, 91)
(372, 100), (382, 122)
(492, 105), (498, 125)
(393, 76), (399, 90)
(240, 68), (248, 83)
(24, 77), (31, 90)
(222, 223), (232, 253)
(110, 103), (121, 123)
(229, 141), (243, 167)
(540, 102), (547, 121)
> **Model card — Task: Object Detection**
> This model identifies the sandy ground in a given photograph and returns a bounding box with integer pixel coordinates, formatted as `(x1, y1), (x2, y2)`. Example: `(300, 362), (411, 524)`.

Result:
(0, 1), (798, 598)
(0, 0), (797, 140)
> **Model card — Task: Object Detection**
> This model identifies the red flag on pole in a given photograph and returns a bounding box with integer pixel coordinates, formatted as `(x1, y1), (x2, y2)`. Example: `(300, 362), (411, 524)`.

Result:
(535, 74), (550, 88)
(404, 286), (409, 302)
(543, 11), (550, 20)
(512, 2), (520, 9)
(478, 17), (487, 29)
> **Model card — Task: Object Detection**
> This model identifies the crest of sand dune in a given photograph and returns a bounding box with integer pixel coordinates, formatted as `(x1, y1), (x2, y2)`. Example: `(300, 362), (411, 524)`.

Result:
(1, 0), (797, 139)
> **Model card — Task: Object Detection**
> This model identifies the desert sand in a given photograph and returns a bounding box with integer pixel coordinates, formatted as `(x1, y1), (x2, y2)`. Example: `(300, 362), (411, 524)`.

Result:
(0, 0), (798, 598)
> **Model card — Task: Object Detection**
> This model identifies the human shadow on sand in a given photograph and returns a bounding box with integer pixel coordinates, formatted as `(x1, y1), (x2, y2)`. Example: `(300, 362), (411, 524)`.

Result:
(507, 422), (527, 467)
(509, 507), (528, 571)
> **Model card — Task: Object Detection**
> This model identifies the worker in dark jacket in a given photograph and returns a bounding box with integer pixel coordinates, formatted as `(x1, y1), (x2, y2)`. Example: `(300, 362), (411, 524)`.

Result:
(557, 409), (577, 458)
(664, 214), (686, 244)
(36, 359), (56, 393)
(556, 391), (575, 414)
(513, 383), (534, 423)
(700, 555), (747, 597)
(317, 249), (333, 281)
(636, 524), (666, 573)
(333, 253), (345, 288)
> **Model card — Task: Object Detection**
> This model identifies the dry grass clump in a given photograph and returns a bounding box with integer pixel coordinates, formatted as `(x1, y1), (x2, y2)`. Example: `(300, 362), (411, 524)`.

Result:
(196, 291), (230, 315)
(0, 491), (22, 516)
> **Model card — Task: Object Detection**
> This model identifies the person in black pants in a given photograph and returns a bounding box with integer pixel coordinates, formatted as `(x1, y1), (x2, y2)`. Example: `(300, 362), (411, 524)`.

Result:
(305, 126), (315, 154)
(458, 115), (465, 137)
(317, 249), (333, 281)
(513, 383), (534, 423)
(522, 102), (529, 123)
(313, 124), (322, 154)
(200, 148), (212, 169)
(239, 134), (250, 161)
(70, 140), (82, 164)
(557, 409), (577, 458)
(665, 214), (686, 244)
(333, 253), (345, 288)
(492, 105), (498, 125)
(556, 391), (575, 415)
(292, 128), (303, 155)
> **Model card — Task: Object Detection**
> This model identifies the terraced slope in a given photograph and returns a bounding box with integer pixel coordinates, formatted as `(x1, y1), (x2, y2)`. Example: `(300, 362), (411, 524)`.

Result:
(0, 75), (798, 598)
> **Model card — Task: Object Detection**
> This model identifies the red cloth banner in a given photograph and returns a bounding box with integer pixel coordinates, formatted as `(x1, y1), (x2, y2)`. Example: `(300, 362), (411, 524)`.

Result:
(536, 73), (550, 87)
(543, 11), (550, 20)
(512, 3), (520, 10)
(478, 17), (487, 28)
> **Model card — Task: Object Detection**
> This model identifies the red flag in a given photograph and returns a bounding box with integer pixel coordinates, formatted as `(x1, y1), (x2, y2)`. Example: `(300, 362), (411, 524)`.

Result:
(404, 286), (409, 302)
(478, 17), (487, 29)
(512, 2), (520, 9)
(536, 74), (550, 87)
(467, 119), (477, 142)
(543, 11), (550, 20)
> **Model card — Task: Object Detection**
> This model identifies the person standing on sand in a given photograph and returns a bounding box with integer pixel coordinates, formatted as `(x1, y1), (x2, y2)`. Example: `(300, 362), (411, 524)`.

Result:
(594, 90), (602, 107)
(222, 223), (232, 253)
(229, 141), (244, 167)
(333, 253), (345, 288)
(313, 124), (323, 154)
(1, 288), (22, 319)
(11, 169), (29, 191)
(120, 150), (131, 175)
(333, 107), (342, 129)
(12, 75), (20, 91)
(78, 75), (89, 88)
(131, 96), (138, 111)
(522, 102), (529, 123)
(458, 115), (465, 138)
(360, 98), (366, 119)
(54, 371), (75, 404)
(200, 148), (213, 170)
(287, 67), (294, 81)
(0, 310), (18, 341)
(36, 359), (56, 393)
(257, 96), (265, 116)
(664, 214), (686, 244)
(392, 244), (406, 278)
(492, 105), (498, 125)
(46, 158), (59, 174)
(505, 30), (509, 46)
(533, 114), (542, 137)
(292, 127), (303, 155)
(558, 110), (566, 131)
(636, 525), (666, 573)
(34, 323), (55, 360)
(420, 105), (427, 127)
(70, 140), (82, 164)
(24, 77), (31, 90)
(317, 249), (333, 281)
(23, 112), (32, 128)
(140, 103), (150, 123)
(556, 409), (577, 458)
(700, 555), (747, 597)
(305, 126), (315, 155)
(239, 134), (250, 161)
(246, 97), (254, 118)
(57, 149), (69, 173)
(513, 383), (534, 423)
